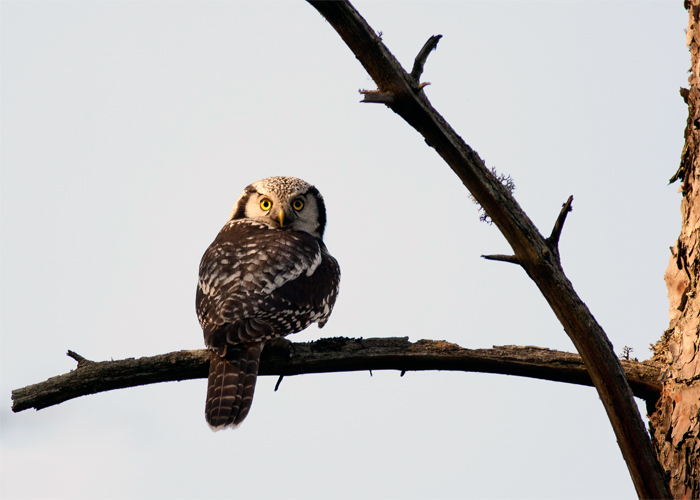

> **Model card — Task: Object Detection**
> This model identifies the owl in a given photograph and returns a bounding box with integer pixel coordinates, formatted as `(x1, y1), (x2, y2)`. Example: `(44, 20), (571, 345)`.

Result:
(196, 177), (340, 430)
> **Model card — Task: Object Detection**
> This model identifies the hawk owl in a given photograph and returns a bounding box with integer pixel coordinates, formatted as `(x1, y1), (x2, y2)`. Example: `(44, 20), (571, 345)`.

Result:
(196, 176), (340, 430)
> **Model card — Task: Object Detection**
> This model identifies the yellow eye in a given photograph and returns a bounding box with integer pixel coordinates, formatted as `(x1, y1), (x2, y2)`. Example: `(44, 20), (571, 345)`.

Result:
(260, 199), (272, 211)
(292, 199), (304, 211)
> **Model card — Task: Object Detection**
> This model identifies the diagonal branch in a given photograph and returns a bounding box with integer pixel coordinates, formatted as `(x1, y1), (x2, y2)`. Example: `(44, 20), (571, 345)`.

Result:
(11, 337), (663, 414)
(306, 2), (670, 498)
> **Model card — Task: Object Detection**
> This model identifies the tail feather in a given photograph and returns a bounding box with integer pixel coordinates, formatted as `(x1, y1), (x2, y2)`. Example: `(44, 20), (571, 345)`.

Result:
(206, 342), (263, 430)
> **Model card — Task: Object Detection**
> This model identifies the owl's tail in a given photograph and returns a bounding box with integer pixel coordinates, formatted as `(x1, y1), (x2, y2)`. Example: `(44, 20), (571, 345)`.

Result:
(205, 342), (263, 430)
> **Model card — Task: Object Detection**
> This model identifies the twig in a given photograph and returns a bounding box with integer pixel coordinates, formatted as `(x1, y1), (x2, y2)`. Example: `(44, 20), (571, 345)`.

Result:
(481, 254), (520, 265)
(547, 195), (574, 250)
(410, 35), (442, 81)
(66, 350), (91, 367)
(11, 337), (663, 413)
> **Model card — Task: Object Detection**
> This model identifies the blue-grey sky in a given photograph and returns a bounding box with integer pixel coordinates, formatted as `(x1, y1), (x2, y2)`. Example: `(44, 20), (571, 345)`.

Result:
(1, 1), (688, 498)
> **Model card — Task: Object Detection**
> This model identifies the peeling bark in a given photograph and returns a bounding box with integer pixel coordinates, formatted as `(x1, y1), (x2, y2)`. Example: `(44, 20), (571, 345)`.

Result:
(650, 3), (700, 497)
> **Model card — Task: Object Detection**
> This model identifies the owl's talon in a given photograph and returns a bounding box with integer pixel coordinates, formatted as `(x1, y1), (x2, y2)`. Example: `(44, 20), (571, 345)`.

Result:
(267, 337), (292, 350)
(266, 337), (295, 359)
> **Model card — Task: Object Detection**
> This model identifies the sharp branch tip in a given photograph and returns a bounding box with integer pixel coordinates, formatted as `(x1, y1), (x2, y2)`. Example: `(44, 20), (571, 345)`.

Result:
(481, 254), (521, 265)
(67, 350), (92, 368)
(410, 34), (443, 81)
(547, 195), (575, 250)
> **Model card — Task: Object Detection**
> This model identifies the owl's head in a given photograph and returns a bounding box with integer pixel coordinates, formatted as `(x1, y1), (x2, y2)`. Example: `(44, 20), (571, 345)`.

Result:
(229, 176), (327, 240)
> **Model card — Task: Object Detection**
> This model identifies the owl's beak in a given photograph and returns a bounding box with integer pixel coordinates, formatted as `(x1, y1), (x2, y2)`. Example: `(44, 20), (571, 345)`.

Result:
(278, 209), (285, 227)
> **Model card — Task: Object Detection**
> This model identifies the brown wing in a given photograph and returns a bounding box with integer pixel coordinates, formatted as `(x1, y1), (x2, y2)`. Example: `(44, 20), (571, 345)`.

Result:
(196, 219), (340, 430)
(196, 220), (330, 350)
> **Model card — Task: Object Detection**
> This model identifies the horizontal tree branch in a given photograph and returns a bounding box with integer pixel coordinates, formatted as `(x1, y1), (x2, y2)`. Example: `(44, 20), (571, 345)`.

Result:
(12, 337), (663, 414)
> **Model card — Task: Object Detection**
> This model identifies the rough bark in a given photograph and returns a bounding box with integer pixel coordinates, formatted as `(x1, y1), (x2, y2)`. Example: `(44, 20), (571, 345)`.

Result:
(307, 1), (670, 497)
(649, 2), (700, 498)
(11, 337), (663, 414)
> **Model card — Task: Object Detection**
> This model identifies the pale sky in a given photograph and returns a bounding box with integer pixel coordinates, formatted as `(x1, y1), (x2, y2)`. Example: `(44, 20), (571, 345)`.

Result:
(1, 1), (689, 498)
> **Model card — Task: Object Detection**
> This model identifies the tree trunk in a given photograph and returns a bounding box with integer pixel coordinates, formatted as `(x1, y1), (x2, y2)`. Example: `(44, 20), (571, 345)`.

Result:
(649, 2), (700, 498)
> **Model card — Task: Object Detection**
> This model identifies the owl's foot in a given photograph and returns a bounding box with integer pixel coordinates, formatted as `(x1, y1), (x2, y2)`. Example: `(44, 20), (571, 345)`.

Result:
(266, 337), (294, 358)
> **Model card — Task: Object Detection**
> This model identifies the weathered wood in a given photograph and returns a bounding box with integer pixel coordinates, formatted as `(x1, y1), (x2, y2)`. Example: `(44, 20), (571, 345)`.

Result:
(410, 35), (442, 81)
(649, 2), (700, 497)
(307, 2), (670, 497)
(546, 195), (574, 251)
(11, 337), (663, 414)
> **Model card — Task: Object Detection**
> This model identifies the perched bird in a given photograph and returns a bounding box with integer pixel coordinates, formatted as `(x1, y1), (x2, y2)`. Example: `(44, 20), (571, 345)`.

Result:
(196, 177), (340, 430)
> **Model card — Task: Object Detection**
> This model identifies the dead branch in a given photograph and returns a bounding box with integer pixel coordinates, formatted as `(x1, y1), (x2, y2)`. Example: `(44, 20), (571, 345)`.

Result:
(410, 35), (442, 81)
(306, 2), (670, 497)
(547, 195), (574, 250)
(481, 254), (520, 265)
(360, 90), (395, 104)
(11, 337), (662, 414)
